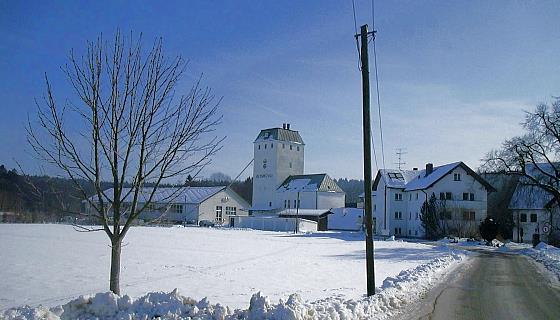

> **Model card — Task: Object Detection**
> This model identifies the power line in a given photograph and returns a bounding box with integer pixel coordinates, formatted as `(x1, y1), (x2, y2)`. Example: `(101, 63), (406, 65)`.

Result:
(370, 0), (386, 170)
(227, 158), (254, 189)
(351, 0), (362, 71)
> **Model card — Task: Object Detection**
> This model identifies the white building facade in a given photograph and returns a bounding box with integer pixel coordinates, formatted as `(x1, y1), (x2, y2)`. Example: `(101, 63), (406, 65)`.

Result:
(251, 124), (345, 215)
(252, 124), (305, 211)
(373, 162), (495, 238)
(83, 186), (250, 226)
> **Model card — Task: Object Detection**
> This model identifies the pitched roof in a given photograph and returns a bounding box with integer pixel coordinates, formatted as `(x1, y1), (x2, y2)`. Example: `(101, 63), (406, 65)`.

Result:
(90, 186), (226, 204)
(277, 174), (344, 193)
(373, 162), (495, 192)
(254, 127), (304, 144)
(509, 184), (554, 210)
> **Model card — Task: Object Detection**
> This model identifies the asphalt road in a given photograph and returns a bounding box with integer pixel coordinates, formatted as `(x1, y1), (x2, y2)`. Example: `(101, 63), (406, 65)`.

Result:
(401, 248), (560, 320)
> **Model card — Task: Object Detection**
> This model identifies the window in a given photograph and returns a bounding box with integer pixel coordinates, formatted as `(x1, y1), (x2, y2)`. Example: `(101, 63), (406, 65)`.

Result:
(394, 211), (402, 220)
(226, 206), (237, 215)
(409, 194), (412, 201)
(454, 173), (461, 181)
(283, 143), (285, 148)
(440, 192), (445, 200)
(215, 206), (223, 223)
(290, 145), (293, 150)
(297, 146), (300, 151)
(470, 193), (474, 201)
(269, 201), (272, 207)
(409, 212), (412, 220)
(287, 200), (290, 209)
(446, 192), (452, 200)
(284, 200), (287, 208)
(258, 145), (260, 150)
(463, 193), (469, 201)
(388, 172), (404, 180)
(520, 213), (527, 222)
(415, 230), (418, 236)
(409, 230), (411, 235)
(289, 162), (292, 168)
(416, 193), (419, 200)
(270, 143), (273, 149)
(170, 204), (183, 214)
(264, 144), (267, 149)
(394, 228), (398, 235)
(530, 214), (537, 223)
(462, 211), (475, 221)
(394, 193), (403, 201)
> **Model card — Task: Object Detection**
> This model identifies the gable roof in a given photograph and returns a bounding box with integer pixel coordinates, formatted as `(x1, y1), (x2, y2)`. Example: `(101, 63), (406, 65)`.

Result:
(89, 186), (226, 204)
(254, 127), (304, 144)
(508, 184), (555, 210)
(277, 174), (344, 193)
(373, 162), (495, 192)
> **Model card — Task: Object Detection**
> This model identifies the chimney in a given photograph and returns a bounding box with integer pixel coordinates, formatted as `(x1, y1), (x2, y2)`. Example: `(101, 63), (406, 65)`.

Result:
(282, 123), (286, 129)
(425, 163), (433, 176)
(413, 167), (418, 171)
(287, 123), (290, 130)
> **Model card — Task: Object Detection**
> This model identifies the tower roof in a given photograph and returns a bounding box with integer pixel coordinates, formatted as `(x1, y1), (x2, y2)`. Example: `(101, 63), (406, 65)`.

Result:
(254, 127), (304, 144)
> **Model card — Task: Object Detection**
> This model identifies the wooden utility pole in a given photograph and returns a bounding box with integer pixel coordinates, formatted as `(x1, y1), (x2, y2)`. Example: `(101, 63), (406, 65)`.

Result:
(358, 24), (376, 296)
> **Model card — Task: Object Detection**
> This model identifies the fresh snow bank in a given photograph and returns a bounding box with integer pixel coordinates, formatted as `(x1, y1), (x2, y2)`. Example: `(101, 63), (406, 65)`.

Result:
(517, 242), (560, 281)
(1, 248), (466, 320)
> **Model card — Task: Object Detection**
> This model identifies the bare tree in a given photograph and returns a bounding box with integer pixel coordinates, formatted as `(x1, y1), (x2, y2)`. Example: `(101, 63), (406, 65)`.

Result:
(27, 32), (222, 295)
(482, 98), (560, 233)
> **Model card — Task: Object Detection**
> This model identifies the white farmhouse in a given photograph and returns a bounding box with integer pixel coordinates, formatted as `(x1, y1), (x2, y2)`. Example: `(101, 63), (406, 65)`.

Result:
(509, 184), (557, 243)
(373, 162), (495, 238)
(83, 186), (249, 226)
(251, 124), (345, 214)
(509, 163), (560, 244)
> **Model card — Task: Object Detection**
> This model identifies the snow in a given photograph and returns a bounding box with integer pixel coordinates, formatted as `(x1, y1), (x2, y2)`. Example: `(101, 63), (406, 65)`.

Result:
(0, 224), (468, 319)
(518, 242), (560, 281)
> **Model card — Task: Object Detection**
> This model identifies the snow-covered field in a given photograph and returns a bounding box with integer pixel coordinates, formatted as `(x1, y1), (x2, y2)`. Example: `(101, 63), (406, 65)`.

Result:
(0, 224), (467, 319)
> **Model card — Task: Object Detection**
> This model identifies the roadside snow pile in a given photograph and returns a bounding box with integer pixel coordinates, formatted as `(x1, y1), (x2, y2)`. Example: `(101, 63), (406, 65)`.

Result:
(520, 242), (560, 280)
(1, 248), (467, 320)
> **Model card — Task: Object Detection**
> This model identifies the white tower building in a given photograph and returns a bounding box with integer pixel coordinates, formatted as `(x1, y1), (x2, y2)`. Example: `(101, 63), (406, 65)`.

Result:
(252, 124), (304, 212)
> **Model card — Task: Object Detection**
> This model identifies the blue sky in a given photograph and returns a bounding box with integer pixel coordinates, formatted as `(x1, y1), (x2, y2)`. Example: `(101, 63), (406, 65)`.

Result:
(1, 0), (559, 180)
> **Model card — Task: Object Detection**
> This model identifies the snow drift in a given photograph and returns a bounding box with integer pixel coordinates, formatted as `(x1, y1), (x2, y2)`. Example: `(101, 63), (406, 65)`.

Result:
(1, 248), (466, 320)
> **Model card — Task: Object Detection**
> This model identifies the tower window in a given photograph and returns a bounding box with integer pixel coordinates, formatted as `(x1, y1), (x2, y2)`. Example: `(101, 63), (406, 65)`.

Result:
(269, 202), (272, 207)
(290, 145), (293, 150)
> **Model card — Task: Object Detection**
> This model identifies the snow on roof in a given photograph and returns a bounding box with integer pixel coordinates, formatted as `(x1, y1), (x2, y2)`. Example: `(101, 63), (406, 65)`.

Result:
(328, 207), (364, 231)
(254, 127), (304, 144)
(373, 162), (495, 192)
(278, 209), (332, 216)
(90, 186), (225, 204)
(277, 174), (344, 193)
(403, 162), (462, 191)
(508, 184), (555, 210)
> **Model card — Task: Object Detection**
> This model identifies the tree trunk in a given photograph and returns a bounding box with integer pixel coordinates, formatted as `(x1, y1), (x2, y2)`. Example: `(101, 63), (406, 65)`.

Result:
(110, 237), (122, 295)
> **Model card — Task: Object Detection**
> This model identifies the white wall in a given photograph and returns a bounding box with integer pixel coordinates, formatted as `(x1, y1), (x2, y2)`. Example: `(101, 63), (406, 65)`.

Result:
(232, 216), (317, 232)
(197, 188), (249, 226)
(374, 166), (490, 238)
(252, 139), (304, 210)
